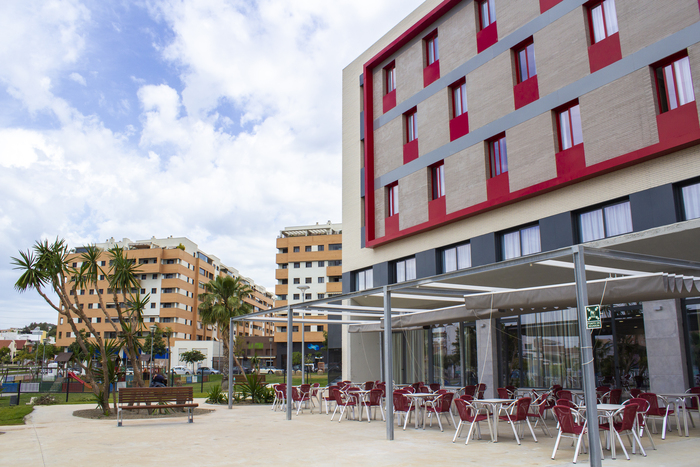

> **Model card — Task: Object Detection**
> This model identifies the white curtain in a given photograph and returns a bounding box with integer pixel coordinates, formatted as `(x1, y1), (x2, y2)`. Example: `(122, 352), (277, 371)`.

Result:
(570, 105), (583, 146)
(665, 65), (679, 110)
(521, 225), (541, 256)
(604, 201), (633, 237)
(580, 210), (605, 242)
(559, 110), (572, 150)
(405, 258), (417, 281)
(365, 269), (373, 290)
(604, 0), (618, 36)
(443, 248), (457, 273)
(503, 231), (521, 260)
(591, 5), (605, 43)
(675, 57), (695, 107)
(682, 183), (700, 220)
(457, 243), (471, 269)
(396, 261), (406, 283)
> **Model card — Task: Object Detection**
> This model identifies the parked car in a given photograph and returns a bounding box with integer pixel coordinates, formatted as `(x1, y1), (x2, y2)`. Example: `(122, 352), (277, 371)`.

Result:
(231, 367), (252, 375)
(171, 365), (191, 375)
(197, 367), (220, 375)
(261, 367), (283, 375)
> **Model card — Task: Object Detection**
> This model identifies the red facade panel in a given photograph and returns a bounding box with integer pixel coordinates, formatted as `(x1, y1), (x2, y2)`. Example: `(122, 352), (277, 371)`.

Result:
(403, 139), (419, 164)
(383, 89), (397, 113)
(487, 172), (510, 201)
(555, 144), (587, 180)
(540, 0), (564, 13)
(449, 112), (470, 141)
(588, 33), (622, 73)
(476, 22), (498, 53)
(423, 60), (441, 87)
(513, 75), (540, 110)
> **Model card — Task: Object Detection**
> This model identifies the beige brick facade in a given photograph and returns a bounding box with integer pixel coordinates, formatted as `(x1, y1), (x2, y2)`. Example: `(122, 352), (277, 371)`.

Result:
(439, 3), (477, 76)
(398, 169), (430, 230)
(688, 43), (700, 124)
(617, 0), (700, 58)
(374, 187), (386, 239)
(534, 7), (590, 98)
(445, 144), (488, 214)
(372, 67), (384, 121)
(466, 50), (514, 130)
(374, 116), (404, 178)
(497, 0), (540, 40)
(396, 41), (425, 107)
(417, 89), (450, 156)
(507, 112), (558, 192)
(580, 68), (659, 167)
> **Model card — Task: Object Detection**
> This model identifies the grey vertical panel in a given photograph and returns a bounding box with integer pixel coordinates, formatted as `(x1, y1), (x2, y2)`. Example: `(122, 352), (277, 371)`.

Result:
(471, 233), (498, 267)
(373, 261), (391, 287)
(360, 226), (366, 249)
(630, 184), (678, 232)
(342, 272), (352, 294)
(360, 110), (365, 141)
(540, 212), (575, 251)
(360, 167), (365, 198)
(415, 248), (438, 278)
(359, 73), (364, 87)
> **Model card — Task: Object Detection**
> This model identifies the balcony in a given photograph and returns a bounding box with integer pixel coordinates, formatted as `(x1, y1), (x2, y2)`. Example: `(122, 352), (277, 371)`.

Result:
(275, 269), (288, 280)
(325, 265), (342, 277)
(326, 282), (342, 293)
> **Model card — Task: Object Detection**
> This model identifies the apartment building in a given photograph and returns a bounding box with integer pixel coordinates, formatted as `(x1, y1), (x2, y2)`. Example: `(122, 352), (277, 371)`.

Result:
(55, 237), (275, 351)
(340, 0), (700, 393)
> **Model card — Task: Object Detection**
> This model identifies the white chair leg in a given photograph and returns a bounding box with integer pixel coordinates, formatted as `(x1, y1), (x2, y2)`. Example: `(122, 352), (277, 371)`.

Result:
(465, 421), (476, 445)
(452, 420), (463, 443)
(551, 431), (563, 460)
(632, 429), (647, 457)
(614, 430), (630, 460)
(573, 433), (584, 464)
(526, 418), (538, 442)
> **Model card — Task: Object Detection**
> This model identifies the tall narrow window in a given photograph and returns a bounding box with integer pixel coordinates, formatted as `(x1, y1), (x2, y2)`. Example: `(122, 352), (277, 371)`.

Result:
(395, 257), (417, 283)
(579, 200), (632, 242)
(503, 225), (541, 260)
(489, 135), (508, 178)
(385, 62), (396, 94)
(681, 182), (700, 220)
(656, 56), (695, 113)
(388, 183), (399, 217)
(355, 268), (374, 291)
(425, 32), (439, 66)
(558, 103), (583, 150)
(452, 81), (467, 118)
(406, 109), (418, 143)
(515, 42), (536, 83)
(589, 0), (618, 44)
(442, 243), (471, 273)
(431, 162), (445, 200)
(479, 0), (496, 30)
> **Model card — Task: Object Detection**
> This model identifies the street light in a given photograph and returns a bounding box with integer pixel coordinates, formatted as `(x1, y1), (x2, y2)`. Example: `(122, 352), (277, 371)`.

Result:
(41, 338), (48, 378)
(297, 285), (309, 384)
(149, 325), (157, 385)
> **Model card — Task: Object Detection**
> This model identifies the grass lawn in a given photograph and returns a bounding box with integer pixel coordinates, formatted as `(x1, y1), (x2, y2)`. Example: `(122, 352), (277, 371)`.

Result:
(0, 405), (34, 426)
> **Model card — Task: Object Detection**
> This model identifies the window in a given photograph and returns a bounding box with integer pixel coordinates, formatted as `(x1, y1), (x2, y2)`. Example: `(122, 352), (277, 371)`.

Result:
(294, 262), (300, 268)
(656, 56), (695, 113)
(442, 243), (472, 273)
(452, 80), (467, 118)
(385, 62), (396, 94)
(589, 0), (618, 44)
(305, 246), (312, 252)
(479, 0), (496, 30)
(328, 260), (342, 267)
(318, 277), (325, 283)
(317, 294), (325, 300)
(329, 244), (342, 251)
(278, 294), (287, 301)
(579, 200), (633, 242)
(140, 288), (146, 294)
(318, 245), (324, 251)
(152, 274), (158, 279)
(395, 257), (417, 283)
(431, 162), (445, 200)
(681, 181), (700, 220)
(558, 103), (583, 150)
(305, 277), (312, 284)
(318, 261), (325, 267)
(489, 135), (508, 178)
(100, 261), (106, 266)
(293, 246), (300, 253)
(293, 294), (300, 300)
(151, 303), (156, 308)
(388, 183), (399, 217)
(515, 41), (536, 83)
(406, 109), (417, 143)
(355, 268), (373, 291)
(305, 293), (312, 300)
(293, 278), (300, 284)
(503, 225), (541, 260)
(305, 262), (313, 268)
(425, 31), (438, 66)
(140, 274), (147, 280)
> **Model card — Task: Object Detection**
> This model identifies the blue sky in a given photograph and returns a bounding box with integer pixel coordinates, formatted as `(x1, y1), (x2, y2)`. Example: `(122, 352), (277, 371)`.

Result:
(0, 0), (425, 328)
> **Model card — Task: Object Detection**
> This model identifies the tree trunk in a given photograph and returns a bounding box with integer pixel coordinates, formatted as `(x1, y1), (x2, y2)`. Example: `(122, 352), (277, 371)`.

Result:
(220, 328), (246, 387)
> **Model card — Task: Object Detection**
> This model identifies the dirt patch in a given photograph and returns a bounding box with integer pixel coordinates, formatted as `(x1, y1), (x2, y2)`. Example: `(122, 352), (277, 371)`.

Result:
(73, 407), (214, 420)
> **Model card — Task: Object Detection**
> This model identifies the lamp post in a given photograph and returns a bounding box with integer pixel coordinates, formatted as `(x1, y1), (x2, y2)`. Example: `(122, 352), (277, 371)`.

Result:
(297, 285), (309, 384)
(41, 338), (48, 378)
(149, 325), (157, 385)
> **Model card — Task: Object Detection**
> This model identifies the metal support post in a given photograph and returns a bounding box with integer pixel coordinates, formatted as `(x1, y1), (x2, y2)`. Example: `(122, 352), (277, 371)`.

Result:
(383, 286), (394, 440)
(573, 246), (602, 467)
(228, 318), (234, 409)
(459, 322), (467, 388)
(286, 305), (293, 421)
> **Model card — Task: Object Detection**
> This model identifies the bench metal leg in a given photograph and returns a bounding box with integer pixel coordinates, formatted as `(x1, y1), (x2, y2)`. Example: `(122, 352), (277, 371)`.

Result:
(118, 408), (123, 427)
(188, 407), (194, 423)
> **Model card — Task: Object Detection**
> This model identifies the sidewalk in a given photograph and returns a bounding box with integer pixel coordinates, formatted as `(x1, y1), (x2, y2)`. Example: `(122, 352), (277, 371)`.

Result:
(3, 400), (699, 466)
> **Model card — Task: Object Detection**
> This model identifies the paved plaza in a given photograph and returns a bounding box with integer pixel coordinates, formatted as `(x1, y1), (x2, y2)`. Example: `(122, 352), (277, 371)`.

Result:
(3, 400), (699, 466)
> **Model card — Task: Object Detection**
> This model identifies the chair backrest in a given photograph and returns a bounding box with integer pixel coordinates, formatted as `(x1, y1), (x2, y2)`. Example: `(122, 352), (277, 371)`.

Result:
(477, 383), (486, 399)
(429, 383), (441, 392)
(393, 392), (411, 412)
(617, 403), (638, 432)
(688, 387), (700, 409)
(439, 391), (455, 412)
(412, 382), (423, 390)
(558, 390), (573, 401)
(505, 385), (516, 397)
(625, 397), (650, 427)
(596, 385), (610, 393)
(553, 405), (582, 434)
(640, 392), (660, 413)
(292, 386), (301, 402)
(513, 397), (531, 421)
(368, 388), (383, 406)
(333, 387), (346, 404)
(454, 398), (480, 423)
(300, 384), (310, 394)
(417, 386), (430, 394)
(497, 388), (510, 399)
(556, 398), (577, 409)
(460, 394), (474, 402)
(404, 386), (416, 393)
(630, 388), (641, 398)
(364, 381), (375, 391)
(463, 385), (477, 397)
(608, 388), (622, 404)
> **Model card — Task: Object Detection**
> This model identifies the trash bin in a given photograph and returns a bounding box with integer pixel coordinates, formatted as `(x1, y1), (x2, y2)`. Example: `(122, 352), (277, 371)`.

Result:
(10, 395), (19, 406)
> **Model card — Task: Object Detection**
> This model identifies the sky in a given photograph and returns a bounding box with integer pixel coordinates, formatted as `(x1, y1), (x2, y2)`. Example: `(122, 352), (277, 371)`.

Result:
(0, 0), (425, 329)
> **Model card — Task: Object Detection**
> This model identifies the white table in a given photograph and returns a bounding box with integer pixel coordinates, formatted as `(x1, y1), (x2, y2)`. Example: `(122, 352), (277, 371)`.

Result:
(595, 404), (625, 460)
(473, 399), (514, 442)
(347, 388), (372, 421)
(404, 393), (438, 429)
(659, 393), (700, 438)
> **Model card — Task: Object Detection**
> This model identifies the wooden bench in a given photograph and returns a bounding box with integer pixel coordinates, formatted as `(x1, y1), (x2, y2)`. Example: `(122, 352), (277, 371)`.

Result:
(117, 387), (198, 427)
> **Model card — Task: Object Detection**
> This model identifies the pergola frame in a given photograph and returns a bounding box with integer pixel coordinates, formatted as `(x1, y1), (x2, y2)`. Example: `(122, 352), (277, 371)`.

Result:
(230, 246), (700, 467)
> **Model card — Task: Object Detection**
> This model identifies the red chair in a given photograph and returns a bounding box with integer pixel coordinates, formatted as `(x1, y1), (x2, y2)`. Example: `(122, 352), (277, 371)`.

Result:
(425, 391), (456, 432)
(505, 385), (517, 398)
(330, 387), (357, 422)
(323, 385), (339, 415)
(498, 397), (537, 445)
(630, 388), (642, 398)
(412, 382), (423, 390)
(528, 392), (553, 437)
(685, 387), (700, 427)
(393, 391), (416, 430)
(360, 388), (385, 422)
(291, 386), (311, 415)
(497, 388), (510, 399)
(429, 383), (441, 392)
(459, 394), (474, 402)
(416, 385), (430, 394)
(599, 403), (646, 460)
(557, 398), (578, 410)
(558, 390), (573, 402)
(624, 397), (656, 451)
(640, 392), (674, 439)
(463, 385), (477, 398)
(364, 381), (375, 391)
(453, 398), (492, 444)
(607, 388), (622, 405)
(477, 383), (486, 399)
(552, 405), (597, 464)
(272, 384), (286, 412)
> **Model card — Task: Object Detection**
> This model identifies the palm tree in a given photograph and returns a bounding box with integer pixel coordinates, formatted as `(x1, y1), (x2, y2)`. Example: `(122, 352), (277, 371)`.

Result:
(198, 276), (253, 382)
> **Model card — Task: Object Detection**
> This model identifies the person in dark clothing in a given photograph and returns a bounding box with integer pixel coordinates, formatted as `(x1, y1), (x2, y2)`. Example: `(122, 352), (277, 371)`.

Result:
(150, 372), (167, 387)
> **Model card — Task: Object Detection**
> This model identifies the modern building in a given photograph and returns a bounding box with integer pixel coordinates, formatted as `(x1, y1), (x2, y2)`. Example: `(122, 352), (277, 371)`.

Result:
(340, 0), (700, 395)
(274, 222), (342, 367)
(55, 236), (276, 366)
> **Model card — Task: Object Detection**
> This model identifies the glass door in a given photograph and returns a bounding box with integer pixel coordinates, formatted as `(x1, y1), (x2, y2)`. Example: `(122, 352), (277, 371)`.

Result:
(498, 318), (521, 387)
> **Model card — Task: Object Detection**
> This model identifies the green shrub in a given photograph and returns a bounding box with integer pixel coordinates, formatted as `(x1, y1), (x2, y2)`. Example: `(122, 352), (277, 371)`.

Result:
(238, 375), (273, 404)
(206, 384), (228, 404)
(33, 395), (58, 406)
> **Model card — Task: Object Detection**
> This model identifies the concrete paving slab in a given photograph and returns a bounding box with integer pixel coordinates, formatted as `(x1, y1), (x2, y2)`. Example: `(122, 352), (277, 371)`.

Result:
(2, 400), (699, 466)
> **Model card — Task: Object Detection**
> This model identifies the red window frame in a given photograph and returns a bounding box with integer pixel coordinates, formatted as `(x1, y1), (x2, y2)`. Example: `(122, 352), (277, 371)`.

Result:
(515, 41), (536, 83)
(406, 109), (418, 143)
(431, 162), (445, 200)
(557, 102), (583, 151)
(388, 183), (399, 217)
(451, 79), (467, 118)
(479, 0), (496, 30)
(655, 54), (696, 113)
(384, 61), (396, 94)
(587, 0), (618, 44)
(489, 134), (508, 178)
(425, 31), (439, 66)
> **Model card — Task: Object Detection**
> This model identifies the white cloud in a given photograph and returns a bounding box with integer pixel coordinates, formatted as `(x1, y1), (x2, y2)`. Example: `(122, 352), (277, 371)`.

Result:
(69, 72), (87, 86)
